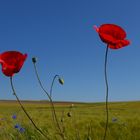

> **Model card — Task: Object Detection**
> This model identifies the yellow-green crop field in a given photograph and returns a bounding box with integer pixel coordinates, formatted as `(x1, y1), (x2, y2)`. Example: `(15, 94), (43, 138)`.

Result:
(0, 100), (140, 140)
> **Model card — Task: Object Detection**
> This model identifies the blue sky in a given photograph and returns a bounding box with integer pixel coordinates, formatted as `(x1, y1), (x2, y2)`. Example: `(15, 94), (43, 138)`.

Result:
(0, 0), (140, 102)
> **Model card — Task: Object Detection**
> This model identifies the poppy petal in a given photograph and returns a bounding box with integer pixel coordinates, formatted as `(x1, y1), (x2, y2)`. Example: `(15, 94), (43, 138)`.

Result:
(0, 51), (27, 77)
(99, 24), (126, 39)
(94, 24), (130, 49)
(99, 32), (118, 45)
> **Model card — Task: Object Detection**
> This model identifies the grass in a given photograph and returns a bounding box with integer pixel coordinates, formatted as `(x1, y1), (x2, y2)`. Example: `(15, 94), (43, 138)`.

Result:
(0, 100), (140, 140)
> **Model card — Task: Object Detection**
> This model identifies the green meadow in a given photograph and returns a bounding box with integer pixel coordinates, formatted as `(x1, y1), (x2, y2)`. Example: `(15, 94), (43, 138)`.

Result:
(0, 100), (140, 140)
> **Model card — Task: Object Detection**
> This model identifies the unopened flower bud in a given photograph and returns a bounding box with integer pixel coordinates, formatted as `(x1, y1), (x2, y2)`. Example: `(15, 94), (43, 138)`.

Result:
(58, 78), (64, 85)
(32, 57), (37, 63)
(67, 112), (72, 117)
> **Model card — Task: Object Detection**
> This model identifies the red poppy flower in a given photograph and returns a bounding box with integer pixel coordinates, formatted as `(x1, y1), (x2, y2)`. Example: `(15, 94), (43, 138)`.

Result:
(94, 24), (130, 49)
(0, 51), (27, 77)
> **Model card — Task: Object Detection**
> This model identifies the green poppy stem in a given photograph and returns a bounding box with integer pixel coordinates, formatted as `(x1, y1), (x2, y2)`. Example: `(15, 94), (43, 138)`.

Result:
(10, 77), (48, 139)
(103, 46), (109, 140)
(33, 63), (65, 140)
(50, 75), (64, 132)
(50, 75), (59, 98)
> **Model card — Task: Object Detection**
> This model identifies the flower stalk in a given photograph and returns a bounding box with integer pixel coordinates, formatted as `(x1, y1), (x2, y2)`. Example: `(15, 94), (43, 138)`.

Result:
(10, 77), (48, 139)
(103, 46), (109, 140)
(32, 59), (65, 140)
(50, 75), (64, 98)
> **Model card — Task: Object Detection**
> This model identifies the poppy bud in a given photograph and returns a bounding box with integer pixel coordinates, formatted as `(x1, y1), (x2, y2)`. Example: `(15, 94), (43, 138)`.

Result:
(58, 78), (64, 85)
(32, 57), (37, 63)
(67, 112), (72, 117)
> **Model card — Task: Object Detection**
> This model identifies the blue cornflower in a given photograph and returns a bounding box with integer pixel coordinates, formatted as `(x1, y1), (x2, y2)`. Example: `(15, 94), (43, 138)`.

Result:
(14, 122), (25, 133)
(19, 127), (25, 133)
(12, 114), (17, 119)
(14, 124), (20, 129)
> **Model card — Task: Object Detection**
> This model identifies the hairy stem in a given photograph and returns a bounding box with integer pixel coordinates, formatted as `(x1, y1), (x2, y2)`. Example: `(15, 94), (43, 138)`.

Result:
(10, 77), (48, 139)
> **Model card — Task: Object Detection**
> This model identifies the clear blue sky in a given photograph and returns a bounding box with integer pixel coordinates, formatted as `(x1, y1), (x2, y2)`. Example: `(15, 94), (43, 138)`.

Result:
(0, 0), (139, 102)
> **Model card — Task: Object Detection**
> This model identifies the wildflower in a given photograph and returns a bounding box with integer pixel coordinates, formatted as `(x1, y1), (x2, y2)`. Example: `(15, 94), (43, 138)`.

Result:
(12, 114), (17, 119)
(14, 124), (25, 133)
(19, 127), (25, 133)
(94, 23), (130, 140)
(14, 124), (20, 129)
(94, 24), (130, 49)
(0, 51), (27, 77)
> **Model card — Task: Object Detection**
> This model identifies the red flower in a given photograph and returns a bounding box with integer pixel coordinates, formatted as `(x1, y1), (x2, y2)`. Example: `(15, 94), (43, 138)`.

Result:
(94, 24), (130, 49)
(0, 51), (27, 77)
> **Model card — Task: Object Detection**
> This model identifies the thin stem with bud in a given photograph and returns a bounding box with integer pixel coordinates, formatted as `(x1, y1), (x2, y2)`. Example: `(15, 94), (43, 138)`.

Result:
(32, 60), (65, 140)
(50, 75), (59, 98)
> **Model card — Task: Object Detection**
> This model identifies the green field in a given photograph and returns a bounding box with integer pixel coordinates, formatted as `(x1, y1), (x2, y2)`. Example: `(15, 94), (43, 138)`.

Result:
(0, 100), (140, 140)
